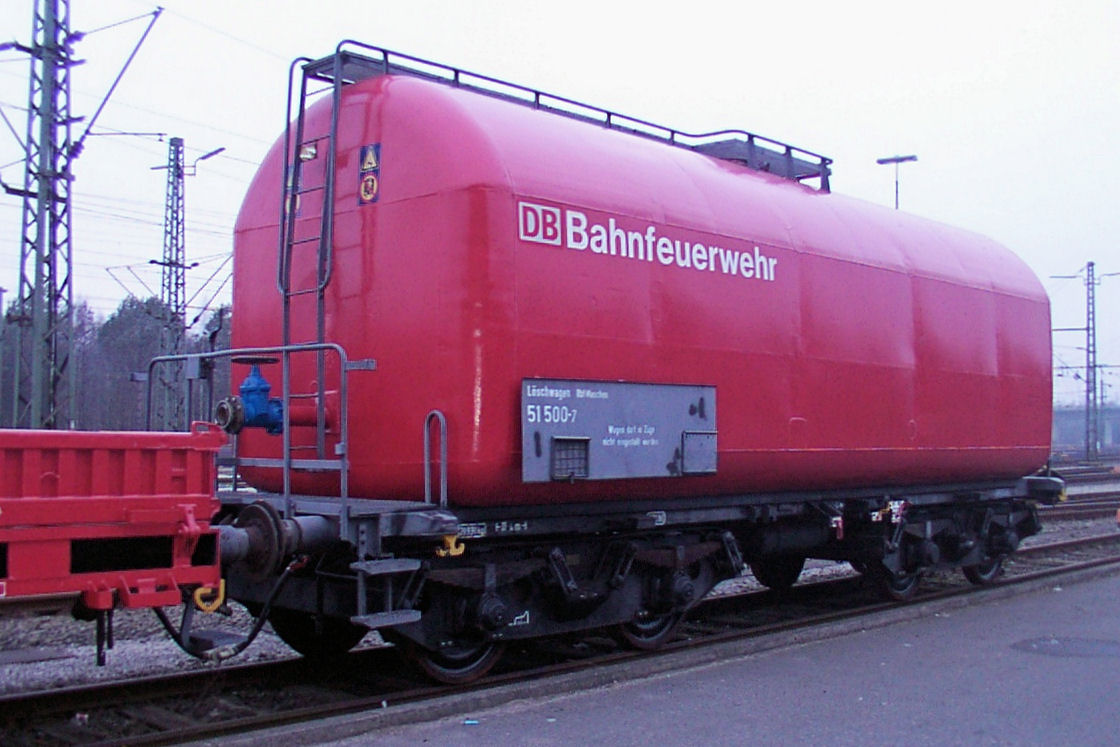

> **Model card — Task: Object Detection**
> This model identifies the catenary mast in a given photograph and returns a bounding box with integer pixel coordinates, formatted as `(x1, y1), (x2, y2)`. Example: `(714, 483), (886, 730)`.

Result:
(156, 137), (187, 430)
(10, 0), (76, 428)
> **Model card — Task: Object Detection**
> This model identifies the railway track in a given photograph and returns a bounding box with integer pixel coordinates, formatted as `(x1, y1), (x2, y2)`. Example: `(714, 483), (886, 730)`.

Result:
(2, 530), (1119, 746)
(1038, 486), (1120, 520)
(1051, 463), (1119, 483)
(1040, 504), (1120, 521)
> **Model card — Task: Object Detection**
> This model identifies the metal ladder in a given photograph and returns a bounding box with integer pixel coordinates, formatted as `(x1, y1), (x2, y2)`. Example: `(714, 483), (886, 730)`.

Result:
(280, 50), (425, 628)
(275, 51), (386, 499)
(278, 50), (386, 325)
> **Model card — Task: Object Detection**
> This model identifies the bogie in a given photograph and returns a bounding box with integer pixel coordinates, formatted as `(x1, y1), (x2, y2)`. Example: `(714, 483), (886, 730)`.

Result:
(268, 609), (368, 659)
(615, 610), (683, 650)
(868, 564), (923, 602)
(749, 556), (807, 591)
(407, 639), (508, 685)
(962, 556), (1005, 585)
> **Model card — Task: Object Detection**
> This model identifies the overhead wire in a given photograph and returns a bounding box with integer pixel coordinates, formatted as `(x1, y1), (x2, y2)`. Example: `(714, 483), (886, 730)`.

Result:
(79, 10), (163, 37)
(155, 6), (291, 63)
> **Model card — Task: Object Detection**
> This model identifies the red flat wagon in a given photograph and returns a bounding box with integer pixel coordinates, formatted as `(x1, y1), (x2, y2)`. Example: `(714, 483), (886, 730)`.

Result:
(0, 423), (224, 660)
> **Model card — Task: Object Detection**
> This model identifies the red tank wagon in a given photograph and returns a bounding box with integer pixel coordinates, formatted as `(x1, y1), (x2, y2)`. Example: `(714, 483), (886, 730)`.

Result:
(231, 51), (1050, 507)
(0, 424), (224, 663)
(190, 44), (1061, 682)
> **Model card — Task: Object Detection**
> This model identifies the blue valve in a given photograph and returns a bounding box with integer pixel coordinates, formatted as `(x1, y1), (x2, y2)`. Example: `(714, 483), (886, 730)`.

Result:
(214, 364), (284, 435)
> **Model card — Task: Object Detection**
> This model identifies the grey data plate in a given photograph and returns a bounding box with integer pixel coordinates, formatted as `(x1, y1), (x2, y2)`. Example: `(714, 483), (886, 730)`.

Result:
(521, 379), (716, 482)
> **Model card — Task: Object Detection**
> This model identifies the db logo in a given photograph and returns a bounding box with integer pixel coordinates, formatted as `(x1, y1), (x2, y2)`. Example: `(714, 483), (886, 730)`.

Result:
(518, 202), (562, 246)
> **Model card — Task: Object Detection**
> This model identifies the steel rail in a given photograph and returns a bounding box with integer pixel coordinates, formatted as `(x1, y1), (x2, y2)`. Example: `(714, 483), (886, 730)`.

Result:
(4, 533), (1120, 744)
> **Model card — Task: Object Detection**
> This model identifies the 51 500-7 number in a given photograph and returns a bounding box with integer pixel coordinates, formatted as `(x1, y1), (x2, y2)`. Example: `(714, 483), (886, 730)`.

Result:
(526, 404), (578, 424)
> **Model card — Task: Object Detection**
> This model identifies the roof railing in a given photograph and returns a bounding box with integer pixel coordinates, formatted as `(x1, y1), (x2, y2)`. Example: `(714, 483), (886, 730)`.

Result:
(300, 41), (832, 191)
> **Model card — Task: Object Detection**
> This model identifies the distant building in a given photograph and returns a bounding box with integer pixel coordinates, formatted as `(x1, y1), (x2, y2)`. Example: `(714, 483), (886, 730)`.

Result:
(1052, 405), (1120, 459)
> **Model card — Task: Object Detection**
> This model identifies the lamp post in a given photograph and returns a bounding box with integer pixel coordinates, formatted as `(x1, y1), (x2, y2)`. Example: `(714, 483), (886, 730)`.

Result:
(876, 154), (917, 210)
(187, 146), (226, 176)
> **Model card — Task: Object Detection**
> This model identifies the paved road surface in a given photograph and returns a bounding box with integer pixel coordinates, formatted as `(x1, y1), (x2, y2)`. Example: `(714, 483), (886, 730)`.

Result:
(338, 572), (1120, 745)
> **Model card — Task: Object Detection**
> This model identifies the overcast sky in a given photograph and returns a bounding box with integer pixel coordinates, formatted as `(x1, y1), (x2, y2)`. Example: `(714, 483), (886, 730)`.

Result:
(0, 0), (1116, 405)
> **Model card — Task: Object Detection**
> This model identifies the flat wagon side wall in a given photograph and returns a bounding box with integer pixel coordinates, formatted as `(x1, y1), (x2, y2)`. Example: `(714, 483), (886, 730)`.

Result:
(0, 424), (224, 609)
(232, 75), (1052, 505)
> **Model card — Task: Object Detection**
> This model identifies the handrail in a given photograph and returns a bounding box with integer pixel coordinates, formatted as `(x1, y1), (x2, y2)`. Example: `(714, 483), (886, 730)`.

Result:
(276, 55), (313, 300)
(423, 409), (448, 508)
(146, 342), (358, 536)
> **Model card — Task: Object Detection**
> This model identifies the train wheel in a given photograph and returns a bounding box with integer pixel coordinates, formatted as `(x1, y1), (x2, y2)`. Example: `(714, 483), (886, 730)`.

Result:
(409, 640), (507, 685)
(615, 610), (683, 650)
(962, 555), (1004, 585)
(268, 609), (367, 659)
(870, 565), (921, 602)
(749, 556), (806, 591)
